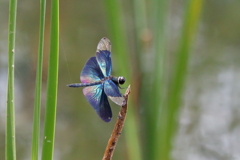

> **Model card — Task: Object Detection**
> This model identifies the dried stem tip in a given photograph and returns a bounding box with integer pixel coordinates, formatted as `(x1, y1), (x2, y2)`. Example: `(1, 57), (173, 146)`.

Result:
(102, 85), (131, 160)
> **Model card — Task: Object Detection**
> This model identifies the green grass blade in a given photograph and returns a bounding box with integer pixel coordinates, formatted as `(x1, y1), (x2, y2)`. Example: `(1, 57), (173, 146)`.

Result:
(158, 0), (204, 159)
(132, 0), (148, 59)
(104, 0), (142, 159)
(31, 0), (46, 159)
(41, 0), (59, 159)
(145, 0), (169, 160)
(6, 0), (18, 159)
(132, 0), (167, 160)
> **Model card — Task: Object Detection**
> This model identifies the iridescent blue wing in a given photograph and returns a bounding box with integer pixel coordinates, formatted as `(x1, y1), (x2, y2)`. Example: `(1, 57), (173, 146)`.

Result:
(83, 84), (112, 122)
(80, 57), (104, 83)
(104, 80), (126, 106)
(96, 37), (112, 77)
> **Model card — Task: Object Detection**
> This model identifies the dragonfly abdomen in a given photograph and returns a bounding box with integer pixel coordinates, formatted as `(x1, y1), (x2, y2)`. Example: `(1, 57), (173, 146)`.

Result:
(67, 81), (102, 88)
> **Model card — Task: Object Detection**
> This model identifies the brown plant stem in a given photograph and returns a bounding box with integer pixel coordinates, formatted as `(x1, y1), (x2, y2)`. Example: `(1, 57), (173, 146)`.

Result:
(102, 85), (131, 160)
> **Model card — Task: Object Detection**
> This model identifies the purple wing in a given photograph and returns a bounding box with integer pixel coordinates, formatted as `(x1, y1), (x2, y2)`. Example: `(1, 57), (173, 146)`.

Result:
(83, 84), (112, 122)
(80, 57), (104, 83)
(104, 80), (126, 106)
(96, 37), (112, 77)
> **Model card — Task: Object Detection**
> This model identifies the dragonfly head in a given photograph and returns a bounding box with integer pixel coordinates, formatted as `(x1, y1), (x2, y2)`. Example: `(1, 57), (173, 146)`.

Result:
(118, 76), (126, 85)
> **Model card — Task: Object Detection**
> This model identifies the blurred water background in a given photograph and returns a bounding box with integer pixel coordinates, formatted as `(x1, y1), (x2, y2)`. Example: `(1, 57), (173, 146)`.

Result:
(1, 0), (240, 160)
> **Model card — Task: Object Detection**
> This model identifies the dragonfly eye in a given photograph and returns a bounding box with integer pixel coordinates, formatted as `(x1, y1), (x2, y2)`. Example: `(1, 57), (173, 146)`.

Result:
(118, 76), (125, 85)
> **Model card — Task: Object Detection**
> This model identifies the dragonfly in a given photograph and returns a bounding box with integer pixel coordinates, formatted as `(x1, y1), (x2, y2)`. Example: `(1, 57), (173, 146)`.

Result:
(67, 37), (126, 122)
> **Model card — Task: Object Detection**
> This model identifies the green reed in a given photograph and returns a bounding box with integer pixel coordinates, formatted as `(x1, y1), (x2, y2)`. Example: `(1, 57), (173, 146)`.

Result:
(31, 1), (46, 160)
(41, 0), (59, 159)
(6, 0), (18, 159)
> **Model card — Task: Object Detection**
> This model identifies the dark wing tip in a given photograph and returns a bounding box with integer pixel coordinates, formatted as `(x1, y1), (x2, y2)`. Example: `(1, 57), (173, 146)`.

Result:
(102, 116), (112, 122)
